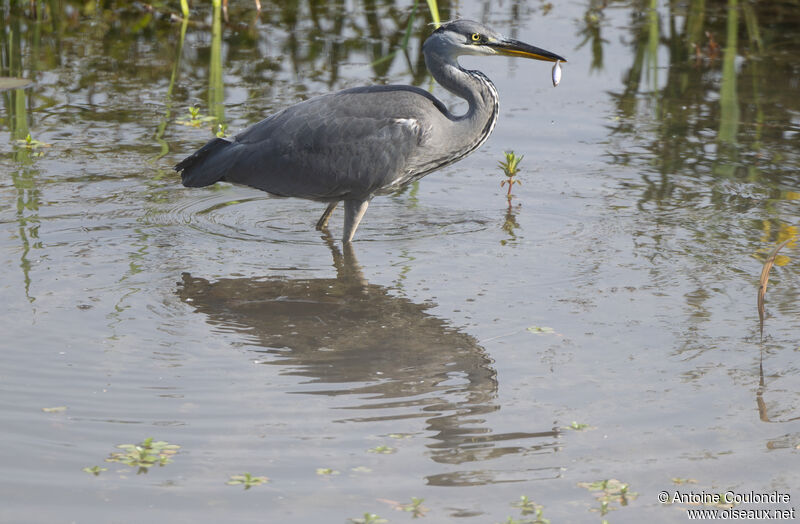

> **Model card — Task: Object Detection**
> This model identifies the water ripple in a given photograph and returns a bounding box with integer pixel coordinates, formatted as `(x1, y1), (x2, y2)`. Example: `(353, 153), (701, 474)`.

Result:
(146, 189), (492, 243)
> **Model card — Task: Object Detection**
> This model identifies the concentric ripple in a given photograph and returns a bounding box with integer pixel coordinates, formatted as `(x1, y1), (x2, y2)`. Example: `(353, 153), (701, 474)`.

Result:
(146, 187), (493, 244)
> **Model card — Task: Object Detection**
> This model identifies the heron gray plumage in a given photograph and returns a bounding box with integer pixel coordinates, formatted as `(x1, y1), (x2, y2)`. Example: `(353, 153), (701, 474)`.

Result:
(175, 19), (566, 243)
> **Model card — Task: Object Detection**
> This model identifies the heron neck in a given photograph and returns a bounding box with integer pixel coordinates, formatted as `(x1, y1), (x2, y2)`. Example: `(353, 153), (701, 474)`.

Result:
(424, 52), (499, 165)
(426, 53), (499, 123)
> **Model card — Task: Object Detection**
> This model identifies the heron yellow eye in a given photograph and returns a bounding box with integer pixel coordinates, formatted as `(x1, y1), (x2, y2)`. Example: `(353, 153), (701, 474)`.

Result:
(471, 33), (481, 42)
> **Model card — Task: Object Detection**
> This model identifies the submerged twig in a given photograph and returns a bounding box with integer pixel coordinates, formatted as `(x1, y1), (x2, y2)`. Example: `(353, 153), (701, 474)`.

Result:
(757, 238), (792, 339)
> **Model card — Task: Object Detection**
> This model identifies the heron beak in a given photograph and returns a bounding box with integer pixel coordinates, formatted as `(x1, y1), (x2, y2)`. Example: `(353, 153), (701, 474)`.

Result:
(489, 39), (567, 63)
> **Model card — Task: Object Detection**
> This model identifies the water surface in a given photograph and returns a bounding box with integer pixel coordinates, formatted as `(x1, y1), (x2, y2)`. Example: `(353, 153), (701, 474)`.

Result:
(1, 1), (799, 522)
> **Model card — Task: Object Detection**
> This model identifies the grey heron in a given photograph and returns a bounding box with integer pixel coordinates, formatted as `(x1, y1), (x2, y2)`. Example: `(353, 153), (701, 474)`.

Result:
(175, 19), (566, 243)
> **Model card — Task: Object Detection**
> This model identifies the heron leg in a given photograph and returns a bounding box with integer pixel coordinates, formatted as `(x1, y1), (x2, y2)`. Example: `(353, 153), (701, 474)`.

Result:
(342, 199), (369, 243)
(315, 201), (338, 230)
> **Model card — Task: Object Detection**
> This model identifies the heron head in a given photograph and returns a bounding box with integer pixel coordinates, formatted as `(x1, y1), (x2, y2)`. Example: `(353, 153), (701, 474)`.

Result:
(425, 19), (567, 63)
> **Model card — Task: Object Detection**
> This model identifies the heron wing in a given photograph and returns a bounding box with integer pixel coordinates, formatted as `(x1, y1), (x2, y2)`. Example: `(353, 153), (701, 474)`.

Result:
(216, 87), (441, 201)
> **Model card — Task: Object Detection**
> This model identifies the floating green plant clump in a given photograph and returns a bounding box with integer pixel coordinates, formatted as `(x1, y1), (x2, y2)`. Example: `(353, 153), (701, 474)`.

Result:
(226, 472), (269, 489)
(379, 497), (428, 518)
(563, 421), (594, 431)
(367, 445), (396, 454)
(349, 513), (388, 524)
(15, 133), (50, 149)
(14, 133), (51, 156)
(104, 437), (180, 473)
(177, 105), (218, 129)
(81, 465), (107, 476)
(578, 478), (638, 515)
(512, 495), (542, 515)
(496, 516), (549, 524)
(400, 497), (427, 517)
(671, 477), (698, 485)
(504, 495), (550, 524)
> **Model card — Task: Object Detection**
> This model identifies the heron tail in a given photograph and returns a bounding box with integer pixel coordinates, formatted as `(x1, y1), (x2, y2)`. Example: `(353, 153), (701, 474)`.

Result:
(175, 136), (236, 188)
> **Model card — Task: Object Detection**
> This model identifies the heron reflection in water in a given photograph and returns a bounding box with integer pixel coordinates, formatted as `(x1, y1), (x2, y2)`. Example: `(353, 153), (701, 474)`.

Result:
(176, 20), (566, 242)
(177, 241), (560, 484)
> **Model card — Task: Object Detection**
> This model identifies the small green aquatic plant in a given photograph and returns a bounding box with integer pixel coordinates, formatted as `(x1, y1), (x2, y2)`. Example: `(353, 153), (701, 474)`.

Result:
(578, 478), (638, 515)
(377, 496), (429, 518)
(82, 465), (107, 476)
(316, 467), (339, 475)
(512, 495), (539, 515)
(499, 151), (525, 241)
(15, 133), (51, 150)
(349, 513), (388, 524)
(499, 151), (524, 202)
(497, 517), (539, 524)
(400, 497), (427, 518)
(564, 421), (593, 431)
(532, 509), (550, 524)
(226, 472), (269, 489)
(367, 444), (396, 454)
(105, 437), (180, 474)
(509, 496), (550, 523)
(177, 105), (217, 129)
(671, 477), (698, 485)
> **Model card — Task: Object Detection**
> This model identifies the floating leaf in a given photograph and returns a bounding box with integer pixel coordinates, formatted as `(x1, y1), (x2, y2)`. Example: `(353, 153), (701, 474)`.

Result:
(527, 326), (555, 335)
(42, 406), (67, 413)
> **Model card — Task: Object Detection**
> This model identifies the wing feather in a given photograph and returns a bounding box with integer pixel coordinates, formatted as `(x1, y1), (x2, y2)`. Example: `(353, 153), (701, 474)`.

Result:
(218, 87), (438, 201)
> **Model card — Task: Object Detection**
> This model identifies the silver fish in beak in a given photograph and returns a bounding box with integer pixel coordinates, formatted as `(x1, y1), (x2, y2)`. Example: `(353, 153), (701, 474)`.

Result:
(552, 60), (562, 87)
